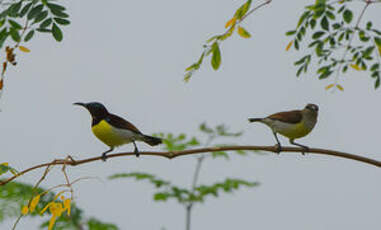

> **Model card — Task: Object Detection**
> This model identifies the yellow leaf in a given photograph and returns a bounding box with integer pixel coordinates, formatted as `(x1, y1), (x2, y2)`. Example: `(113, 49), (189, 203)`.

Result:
(41, 202), (53, 214)
(325, 84), (334, 90)
(225, 17), (237, 28)
(350, 64), (362, 71)
(30, 195), (41, 212)
(336, 84), (344, 91)
(48, 215), (57, 230)
(286, 41), (293, 51)
(237, 26), (251, 39)
(1, 162), (8, 166)
(378, 46), (381, 55)
(18, 46), (30, 53)
(21, 206), (29, 215)
(63, 198), (71, 216)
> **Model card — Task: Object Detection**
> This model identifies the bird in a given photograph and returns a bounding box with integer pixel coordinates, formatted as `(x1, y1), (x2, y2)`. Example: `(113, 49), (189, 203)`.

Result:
(74, 102), (162, 161)
(248, 104), (319, 154)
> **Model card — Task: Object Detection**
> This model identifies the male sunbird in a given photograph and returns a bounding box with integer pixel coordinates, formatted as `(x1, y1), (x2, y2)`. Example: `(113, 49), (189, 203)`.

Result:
(248, 104), (319, 154)
(74, 102), (162, 161)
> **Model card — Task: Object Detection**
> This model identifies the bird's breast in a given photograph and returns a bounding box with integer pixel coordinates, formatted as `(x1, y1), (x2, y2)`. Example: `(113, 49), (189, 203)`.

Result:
(264, 119), (313, 139)
(92, 120), (135, 147)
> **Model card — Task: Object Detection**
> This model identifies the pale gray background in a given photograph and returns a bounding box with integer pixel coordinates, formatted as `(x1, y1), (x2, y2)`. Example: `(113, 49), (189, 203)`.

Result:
(1, 0), (380, 229)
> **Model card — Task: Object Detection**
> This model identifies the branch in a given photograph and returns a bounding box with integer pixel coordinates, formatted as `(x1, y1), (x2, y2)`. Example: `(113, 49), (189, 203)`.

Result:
(1, 145), (380, 186)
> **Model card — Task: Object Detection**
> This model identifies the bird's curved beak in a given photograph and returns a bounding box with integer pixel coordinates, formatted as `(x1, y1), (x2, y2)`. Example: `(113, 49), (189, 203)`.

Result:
(73, 102), (87, 108)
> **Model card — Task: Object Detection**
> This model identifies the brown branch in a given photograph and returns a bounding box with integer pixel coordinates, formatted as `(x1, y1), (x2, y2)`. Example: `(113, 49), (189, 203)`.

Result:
(1, 145), (379, 186)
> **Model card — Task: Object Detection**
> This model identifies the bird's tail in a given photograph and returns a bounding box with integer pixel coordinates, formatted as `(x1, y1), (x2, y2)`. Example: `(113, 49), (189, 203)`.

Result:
(248, 118), (263, 123)
(142, 135), (162, 146)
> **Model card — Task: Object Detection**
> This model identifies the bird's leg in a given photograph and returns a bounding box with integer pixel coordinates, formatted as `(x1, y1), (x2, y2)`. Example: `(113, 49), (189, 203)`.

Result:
(67, 155), (77, 164)
(101, 147), (114, 161)
(132, 141), (139, 157)
(272, 131), (282, 154)
(289, 139), (309, 155)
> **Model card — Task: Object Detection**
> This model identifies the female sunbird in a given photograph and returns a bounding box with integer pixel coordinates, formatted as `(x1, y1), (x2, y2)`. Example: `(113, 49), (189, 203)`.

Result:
(248, 104), (319, 154)
(74, 102), (162, 161)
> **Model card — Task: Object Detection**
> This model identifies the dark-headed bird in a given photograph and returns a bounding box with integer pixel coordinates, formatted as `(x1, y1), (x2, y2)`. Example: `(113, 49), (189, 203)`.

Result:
(248, 104), (319, 154)
(74, 102), (162, 161)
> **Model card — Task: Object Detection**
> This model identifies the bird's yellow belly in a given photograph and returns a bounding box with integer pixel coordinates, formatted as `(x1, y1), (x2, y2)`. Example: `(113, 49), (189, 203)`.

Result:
(276, 122), (312, 139)
(92, 120), (128, 147)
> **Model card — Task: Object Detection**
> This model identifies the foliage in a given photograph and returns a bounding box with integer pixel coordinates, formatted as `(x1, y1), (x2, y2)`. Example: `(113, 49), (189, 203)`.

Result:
(286, 0), (381, 89)
(0, 0), (70, 102)
(184, 0), (269, 82)
(109, 172), (259, 204)
(0, 0), (70, 46)
(0, 181), (119, 230)
(155, 122), (249, 159)
(110, 123), (259, 216)
(0, 162), (18, 176)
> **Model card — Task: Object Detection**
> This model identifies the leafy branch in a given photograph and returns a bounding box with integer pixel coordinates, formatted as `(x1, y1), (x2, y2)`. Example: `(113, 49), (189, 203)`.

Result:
(184, 0), (272, 82)
(286, 0), (381, 90)
(0, 0), (70, 102)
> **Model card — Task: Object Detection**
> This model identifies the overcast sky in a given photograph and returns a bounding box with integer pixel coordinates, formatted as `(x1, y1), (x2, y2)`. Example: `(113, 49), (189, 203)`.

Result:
(1, 0), (380, 229)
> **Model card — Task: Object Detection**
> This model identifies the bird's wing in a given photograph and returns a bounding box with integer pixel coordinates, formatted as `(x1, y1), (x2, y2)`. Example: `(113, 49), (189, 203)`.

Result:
(107, 113), (143, 134)
(267, 110), (302, 124)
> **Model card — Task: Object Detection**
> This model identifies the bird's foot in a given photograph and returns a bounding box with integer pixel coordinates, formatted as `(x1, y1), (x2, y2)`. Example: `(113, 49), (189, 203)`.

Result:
(134, 148), (140, 158)
(101, 153), (108, 162)
(67, 155), (77, 164)
(300, 146), (309, 156)
(274, 144), (282, 154)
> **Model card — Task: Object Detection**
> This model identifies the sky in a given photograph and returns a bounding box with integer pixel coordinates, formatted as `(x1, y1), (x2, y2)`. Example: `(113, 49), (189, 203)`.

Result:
(1, 0), (380, 229)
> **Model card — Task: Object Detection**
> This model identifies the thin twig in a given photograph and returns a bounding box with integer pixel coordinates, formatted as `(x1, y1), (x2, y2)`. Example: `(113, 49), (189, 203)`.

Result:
(1, 145), (379, 186)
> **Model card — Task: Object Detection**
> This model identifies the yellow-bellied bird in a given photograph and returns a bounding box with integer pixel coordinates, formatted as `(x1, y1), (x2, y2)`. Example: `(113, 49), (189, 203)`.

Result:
(74, 102), (162, 160)
(248, 104), (318, 154)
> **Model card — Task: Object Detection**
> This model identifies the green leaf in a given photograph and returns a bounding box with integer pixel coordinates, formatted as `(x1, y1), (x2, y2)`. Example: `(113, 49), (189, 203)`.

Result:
(27, 4), (44, 20)
(370, 63), (379, 72)
(47, 3), (69, 18)
(0, 28), (8, 48)
(54, 17), (70, 25)
(234, 0), (252, 20)
(19, 3), (32, 17)
(358, 30), (370, 42)
(24, 30), (34, 42)
(199, 122), (214, 134)
(154, 193), (170, 201)
(366, 21), (372, 30)
(375, 77), (380, 89)
(285, 30), (296, 36)
(310, 18), (316, 29)
(343, 9), (353, 24)
(9, 1), (22, 17)
(52, 23), (63, 41)
(211, 42), (221, 70)
(39, 18), (52, 28)
(374, 37), (381, 47)
(46, 3), (66, 12)
(211, 151), (230, 159)
(312, 31), (325, 39)
(325, 10), (335, 20)
(297, 11), (310, 28)
(9, 28), (20, 42)
(108, 172), (171, 188)
(34, 10), (48, 24)
(320, 16), (329, 31)
(8, 19), (22, 30)
(87, 218), (119, 230)
(36, 28), (51, 33)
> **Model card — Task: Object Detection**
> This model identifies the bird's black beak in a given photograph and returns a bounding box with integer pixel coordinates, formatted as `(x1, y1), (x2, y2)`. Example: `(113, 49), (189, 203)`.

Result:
(73, 102), (87, 108)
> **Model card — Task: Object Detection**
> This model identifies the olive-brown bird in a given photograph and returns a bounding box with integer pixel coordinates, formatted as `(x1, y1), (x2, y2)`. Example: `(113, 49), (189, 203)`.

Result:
(248, 104), (319, 153)
(74, 102), (162, 161)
